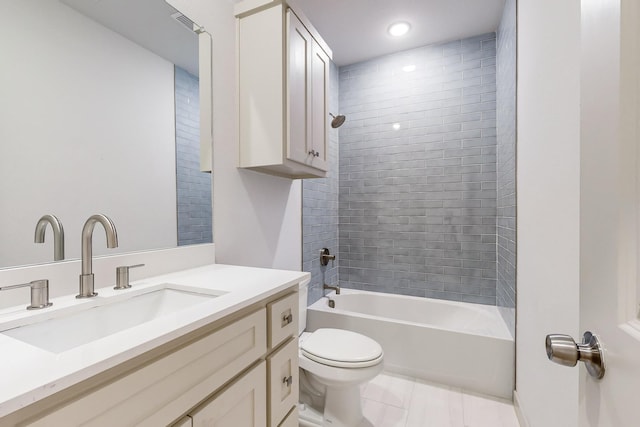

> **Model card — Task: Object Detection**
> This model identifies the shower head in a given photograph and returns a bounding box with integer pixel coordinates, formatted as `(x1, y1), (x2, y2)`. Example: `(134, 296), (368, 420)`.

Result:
(329, 113), (346, 128)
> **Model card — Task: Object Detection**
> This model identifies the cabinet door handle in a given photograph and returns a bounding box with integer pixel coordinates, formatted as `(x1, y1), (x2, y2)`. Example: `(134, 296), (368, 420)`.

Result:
(282, 313), (293, 325)
(308, 150), (320, 157)
(283, 375), (293, 387)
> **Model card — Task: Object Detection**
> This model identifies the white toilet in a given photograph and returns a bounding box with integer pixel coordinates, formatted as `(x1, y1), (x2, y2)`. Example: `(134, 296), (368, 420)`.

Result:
(297, 281), (384, 427)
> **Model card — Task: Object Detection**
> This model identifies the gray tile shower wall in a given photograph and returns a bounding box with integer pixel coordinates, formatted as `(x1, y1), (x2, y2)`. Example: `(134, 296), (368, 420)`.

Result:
(302, 62), (340, 305)
(338, 34), (498, 305)
(496, 0), (517, 336)
(175, 66), (213, 246)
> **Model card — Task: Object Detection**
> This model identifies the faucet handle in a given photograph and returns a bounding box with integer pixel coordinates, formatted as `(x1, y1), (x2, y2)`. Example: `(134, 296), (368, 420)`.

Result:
(114, 264), (145, 290)
(320, 248), (336, 266)
(0, 279), (53, 310)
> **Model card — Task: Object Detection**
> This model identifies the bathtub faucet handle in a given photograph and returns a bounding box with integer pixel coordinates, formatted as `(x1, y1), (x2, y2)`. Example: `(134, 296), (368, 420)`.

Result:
(320, 248), (336, 266)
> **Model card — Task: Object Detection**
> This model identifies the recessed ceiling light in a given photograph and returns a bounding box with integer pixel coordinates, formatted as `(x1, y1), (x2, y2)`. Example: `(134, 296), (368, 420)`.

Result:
(388, 22), (411, 37)
(392, 123), (401, 130)
(402, 65), (416, 73)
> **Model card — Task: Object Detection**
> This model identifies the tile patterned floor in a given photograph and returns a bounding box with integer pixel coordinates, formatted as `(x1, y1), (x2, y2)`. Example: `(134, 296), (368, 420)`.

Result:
(358, 373), (520, 427)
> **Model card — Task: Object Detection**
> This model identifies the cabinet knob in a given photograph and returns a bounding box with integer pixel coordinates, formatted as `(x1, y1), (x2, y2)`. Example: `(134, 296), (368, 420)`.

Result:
(308, 150), (320, 157)
(282, 313), (293, 325)
(282, 375), (293, 387)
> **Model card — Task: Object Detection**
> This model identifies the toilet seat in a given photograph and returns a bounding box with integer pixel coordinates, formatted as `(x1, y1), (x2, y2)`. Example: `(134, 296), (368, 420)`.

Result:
(300, 328), (383, 368)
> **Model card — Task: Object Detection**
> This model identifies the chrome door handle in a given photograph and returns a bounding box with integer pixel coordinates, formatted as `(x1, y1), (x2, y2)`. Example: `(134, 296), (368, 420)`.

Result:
(545, 331), (605, 379)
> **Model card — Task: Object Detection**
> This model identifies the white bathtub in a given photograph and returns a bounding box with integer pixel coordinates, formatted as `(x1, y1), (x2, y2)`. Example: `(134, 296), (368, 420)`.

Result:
(306, 289), (514, 399)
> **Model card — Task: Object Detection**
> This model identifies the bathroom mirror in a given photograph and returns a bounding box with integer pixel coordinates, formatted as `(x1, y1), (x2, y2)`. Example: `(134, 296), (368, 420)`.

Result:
(0, 0), (213, 269)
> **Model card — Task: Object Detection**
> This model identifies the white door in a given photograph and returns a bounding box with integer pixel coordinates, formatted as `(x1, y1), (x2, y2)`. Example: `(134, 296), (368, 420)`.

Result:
(576, 0), (640, 425)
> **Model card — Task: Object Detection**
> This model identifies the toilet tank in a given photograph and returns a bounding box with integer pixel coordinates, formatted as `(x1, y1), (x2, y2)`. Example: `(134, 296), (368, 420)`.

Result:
(298, 278), (310, 335)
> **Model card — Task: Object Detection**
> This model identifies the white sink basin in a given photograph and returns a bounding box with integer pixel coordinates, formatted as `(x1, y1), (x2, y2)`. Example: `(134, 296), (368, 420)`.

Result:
(1, 286), (223, 353)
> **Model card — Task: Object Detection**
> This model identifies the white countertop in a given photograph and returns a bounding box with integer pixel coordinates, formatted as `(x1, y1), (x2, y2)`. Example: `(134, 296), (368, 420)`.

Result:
(0, 263), (309, 418)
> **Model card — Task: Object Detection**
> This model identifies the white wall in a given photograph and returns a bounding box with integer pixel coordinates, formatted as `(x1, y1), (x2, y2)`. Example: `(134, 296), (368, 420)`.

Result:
(169, 0), (302, 271)
(516, 0), (581, 426)
(0, 0), (177, 268)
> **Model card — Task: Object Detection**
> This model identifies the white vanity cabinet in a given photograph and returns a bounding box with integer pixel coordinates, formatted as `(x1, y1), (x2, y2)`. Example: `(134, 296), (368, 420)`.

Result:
(236, 1), (331, 179)
(9, 289), (300, 427)
(186, 291), (300, 427)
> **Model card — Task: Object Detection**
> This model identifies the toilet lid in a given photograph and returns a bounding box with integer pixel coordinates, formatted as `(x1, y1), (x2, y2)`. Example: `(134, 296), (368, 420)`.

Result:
(301, 328), (383, 368)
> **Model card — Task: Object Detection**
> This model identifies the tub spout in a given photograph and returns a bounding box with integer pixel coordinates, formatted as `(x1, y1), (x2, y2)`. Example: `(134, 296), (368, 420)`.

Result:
(323, 284), (340, 295)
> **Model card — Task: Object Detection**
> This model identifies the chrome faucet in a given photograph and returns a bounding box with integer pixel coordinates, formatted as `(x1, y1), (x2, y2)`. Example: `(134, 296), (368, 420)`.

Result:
(323, 284), (340, 295)
(34, 214), (65, 261)
(77, 214), (118, 298)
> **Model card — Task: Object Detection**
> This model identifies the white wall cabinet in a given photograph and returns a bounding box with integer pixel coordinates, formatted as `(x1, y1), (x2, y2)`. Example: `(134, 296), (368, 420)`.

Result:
(237, 2), (332, 179)
(12, 290), (300, 427)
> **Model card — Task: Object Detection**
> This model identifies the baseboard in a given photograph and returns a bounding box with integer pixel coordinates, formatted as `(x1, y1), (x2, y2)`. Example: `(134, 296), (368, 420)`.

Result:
(513, 390), (530, 427)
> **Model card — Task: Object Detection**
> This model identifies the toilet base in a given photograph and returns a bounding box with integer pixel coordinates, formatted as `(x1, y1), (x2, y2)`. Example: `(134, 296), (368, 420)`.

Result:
(298, 384), (364, 427)
(322, 386), (364, 427)
(298, 403), (323, 426)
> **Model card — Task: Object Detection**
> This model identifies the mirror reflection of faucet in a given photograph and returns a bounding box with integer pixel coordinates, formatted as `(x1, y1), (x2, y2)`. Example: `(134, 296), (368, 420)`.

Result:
(77, 214), (118, 299)
(34, 214), (65, 261)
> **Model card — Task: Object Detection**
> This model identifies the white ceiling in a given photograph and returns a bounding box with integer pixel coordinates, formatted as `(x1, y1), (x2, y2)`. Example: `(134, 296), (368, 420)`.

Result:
(61, 0), (199, 76)
(293, 0), (507, 66)
(61, 0), (506, 74)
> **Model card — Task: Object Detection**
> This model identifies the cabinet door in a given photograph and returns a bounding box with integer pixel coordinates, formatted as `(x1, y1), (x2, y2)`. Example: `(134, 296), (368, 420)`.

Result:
(286, 10), (312, 166)
(191, 361), (267, 427)
(310, 39), (329, 172)
(267, 337), (299, 427)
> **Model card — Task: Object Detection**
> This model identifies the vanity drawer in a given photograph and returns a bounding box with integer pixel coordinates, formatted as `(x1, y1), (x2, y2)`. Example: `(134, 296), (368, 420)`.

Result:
(267, 337), (299, 427)
(27, 309), (267, 427)
(267, 292), (298, 349)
